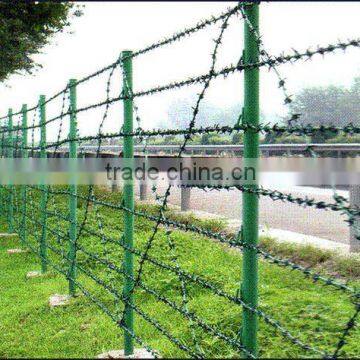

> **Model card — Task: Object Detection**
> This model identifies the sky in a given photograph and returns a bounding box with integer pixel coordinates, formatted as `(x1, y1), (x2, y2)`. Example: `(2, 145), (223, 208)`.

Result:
(0, 1), (360, 141)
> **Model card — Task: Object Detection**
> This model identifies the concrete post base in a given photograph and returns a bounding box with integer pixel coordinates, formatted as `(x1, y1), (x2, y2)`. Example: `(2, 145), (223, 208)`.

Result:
(26, 271), (42, 279)
(97, 349), (156, 359)
(7, 248), (28, 254)
(49, 294), (71, 307)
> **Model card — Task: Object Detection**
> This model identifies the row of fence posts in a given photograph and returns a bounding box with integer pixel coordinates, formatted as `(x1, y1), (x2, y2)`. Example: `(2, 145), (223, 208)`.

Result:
(0, 3), (260, 357)
(1, 50), (139, 357)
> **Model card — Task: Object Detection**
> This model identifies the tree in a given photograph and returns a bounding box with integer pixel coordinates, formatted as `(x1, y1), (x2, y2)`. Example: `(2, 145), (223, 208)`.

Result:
(290, 80), (360, 142)
(290, 85), (351, 126)
(0, 2), (82, 81)
(347, 76), (360, 122)
(166, 96), (244, 129)
(167, 97), (194, 130)
(232, 132), (243, 144)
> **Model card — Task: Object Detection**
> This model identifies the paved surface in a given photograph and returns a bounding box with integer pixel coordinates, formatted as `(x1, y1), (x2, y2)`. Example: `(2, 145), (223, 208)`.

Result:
(134, 180), (350, 244)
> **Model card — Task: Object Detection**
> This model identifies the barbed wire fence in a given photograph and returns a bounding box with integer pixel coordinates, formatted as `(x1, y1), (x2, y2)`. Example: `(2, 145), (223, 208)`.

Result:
(0, 2), (359, 358)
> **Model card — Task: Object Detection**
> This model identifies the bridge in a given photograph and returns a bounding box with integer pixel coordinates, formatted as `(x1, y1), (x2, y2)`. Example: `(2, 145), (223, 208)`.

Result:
(51, 143), (360, 253)
(73, 143), (360, 157)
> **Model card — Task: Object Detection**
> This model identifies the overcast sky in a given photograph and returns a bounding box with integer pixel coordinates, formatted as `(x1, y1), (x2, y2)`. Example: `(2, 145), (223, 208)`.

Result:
(0, 2), (359, 140)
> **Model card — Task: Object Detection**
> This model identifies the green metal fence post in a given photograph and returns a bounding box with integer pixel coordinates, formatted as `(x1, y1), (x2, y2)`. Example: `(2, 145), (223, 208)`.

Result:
(39, 95), (48, 273)
(122, 50), (134, 356)
(0, 123), (3, 219)
(21, 104), (28, 246)
(1, 124), (5, 158)
(241, 3), (260, 357)
(0, 121), (7, 221)
(7, 108), (14, 233)
(68, 79), (78, 296)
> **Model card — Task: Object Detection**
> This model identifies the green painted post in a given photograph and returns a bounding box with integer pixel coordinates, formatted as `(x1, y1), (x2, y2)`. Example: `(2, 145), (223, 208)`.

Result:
(68, 79), (78, 296)
(1, 125), (5, 158)
(241, 3), (259, 357)
(21, 104), (28, 246)
(7, 108), (14, 233)
(39, 95), (48, 273)
(0, 123), (5, 219)
(0, 123), (6, 219)
(0, 126), (2, 218)
(122, 50), (134, 356)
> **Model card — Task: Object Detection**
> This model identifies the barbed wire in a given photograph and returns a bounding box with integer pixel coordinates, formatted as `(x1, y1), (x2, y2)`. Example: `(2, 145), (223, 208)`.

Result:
(0, 3), (245, 121)
(15, 183), (329, 357)
(1, 3), (359, 358)
(2, 35), (359, 136)
(0, 87), (68, 122)
(239, 3), (295, 122)
(2, 121), (360, 153)
(126, 10), (237, 322)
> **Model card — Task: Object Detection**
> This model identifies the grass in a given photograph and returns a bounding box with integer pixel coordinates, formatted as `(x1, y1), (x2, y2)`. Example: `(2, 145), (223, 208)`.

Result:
(259, 236), (360, 279)
(0, 186), (359, 358)
(162, 203), (360, 280)
(0, 235), (123, 358)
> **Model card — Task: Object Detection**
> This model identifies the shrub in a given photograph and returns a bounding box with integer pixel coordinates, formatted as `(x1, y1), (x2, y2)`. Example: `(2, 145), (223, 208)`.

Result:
(232, 133), (243, 144)
(261, 134), (308, 144)
(201, 133), (232, 145)
(326, 134), (360, 144)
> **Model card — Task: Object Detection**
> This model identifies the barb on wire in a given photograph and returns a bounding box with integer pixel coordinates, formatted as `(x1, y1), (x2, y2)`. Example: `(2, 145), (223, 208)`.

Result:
(239, 3), (298, 126)
(127, 8), (236, 311)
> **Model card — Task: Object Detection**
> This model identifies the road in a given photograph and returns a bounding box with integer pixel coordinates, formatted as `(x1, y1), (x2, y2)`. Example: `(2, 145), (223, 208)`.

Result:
(134, 181), (350, 244)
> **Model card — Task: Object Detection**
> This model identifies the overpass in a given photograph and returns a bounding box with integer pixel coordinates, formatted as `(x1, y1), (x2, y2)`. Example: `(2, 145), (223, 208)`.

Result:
(73, 143), (360, 157)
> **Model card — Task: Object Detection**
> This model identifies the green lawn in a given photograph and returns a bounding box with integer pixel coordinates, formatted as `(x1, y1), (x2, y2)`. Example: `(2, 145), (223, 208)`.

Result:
(0, 187), (359, 358)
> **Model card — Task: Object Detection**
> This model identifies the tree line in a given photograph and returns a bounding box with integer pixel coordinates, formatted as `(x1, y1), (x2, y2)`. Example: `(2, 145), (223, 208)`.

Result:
(154, 77), (360, 145)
